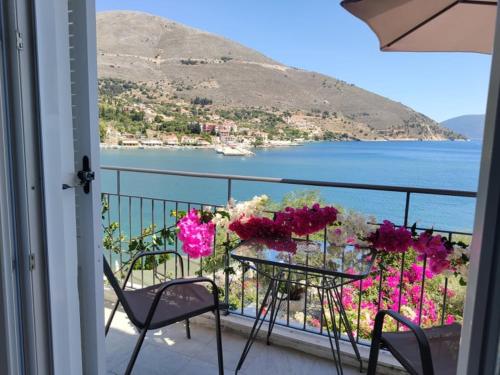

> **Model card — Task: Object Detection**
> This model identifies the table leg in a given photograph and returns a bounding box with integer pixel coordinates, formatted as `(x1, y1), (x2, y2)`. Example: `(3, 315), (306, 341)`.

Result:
(330, 287), (363, 372)
(326, 287), (345, 375)
(267, 273), (285, 345)
(235, 277), (277, 374)
(317, 287), (342, 375)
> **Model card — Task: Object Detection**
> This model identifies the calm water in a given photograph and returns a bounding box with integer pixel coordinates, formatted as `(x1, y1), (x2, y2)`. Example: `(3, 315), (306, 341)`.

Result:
(100, 141), (481, 232)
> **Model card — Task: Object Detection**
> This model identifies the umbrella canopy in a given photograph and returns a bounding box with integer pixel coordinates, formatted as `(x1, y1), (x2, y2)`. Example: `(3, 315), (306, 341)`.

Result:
(341, 0), (497, 54)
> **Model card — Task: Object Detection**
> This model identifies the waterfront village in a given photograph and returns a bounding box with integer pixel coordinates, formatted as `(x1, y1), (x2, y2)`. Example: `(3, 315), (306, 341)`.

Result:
(98, 79), (463, 155)
(101, 114), (326, 156)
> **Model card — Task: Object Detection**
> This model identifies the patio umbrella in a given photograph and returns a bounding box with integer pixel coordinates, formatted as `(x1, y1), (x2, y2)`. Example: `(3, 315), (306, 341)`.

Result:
(341, 0), (497, 54)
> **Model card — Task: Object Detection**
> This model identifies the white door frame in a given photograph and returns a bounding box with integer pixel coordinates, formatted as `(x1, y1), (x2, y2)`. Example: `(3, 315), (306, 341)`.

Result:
(31, 0), (85, 373)
(0, 4), (24, 372)
(458, 5), (500, 375)
(1, 0), (105, 373)
(67, 0), (106, 373)
(1, 0), (55, 373)
(32, 0), (106, 373)
(1, 0), (106, 372)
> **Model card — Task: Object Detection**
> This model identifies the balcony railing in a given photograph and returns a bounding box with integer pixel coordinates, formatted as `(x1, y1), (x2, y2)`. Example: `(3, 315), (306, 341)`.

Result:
(101, 165), (476, 346)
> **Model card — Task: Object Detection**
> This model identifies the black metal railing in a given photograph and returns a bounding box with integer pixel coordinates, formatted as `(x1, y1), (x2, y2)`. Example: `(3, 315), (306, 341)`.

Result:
(101, 165), (476, 345)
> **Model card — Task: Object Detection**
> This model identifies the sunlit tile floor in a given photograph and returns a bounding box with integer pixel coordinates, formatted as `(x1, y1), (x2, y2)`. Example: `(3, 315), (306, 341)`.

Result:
(104, 307), (359, 375)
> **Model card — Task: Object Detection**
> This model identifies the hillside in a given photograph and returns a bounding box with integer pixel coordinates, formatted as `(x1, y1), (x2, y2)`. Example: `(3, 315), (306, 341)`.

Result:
(441, 115), (485, 140)
(96, 11), (463, 141)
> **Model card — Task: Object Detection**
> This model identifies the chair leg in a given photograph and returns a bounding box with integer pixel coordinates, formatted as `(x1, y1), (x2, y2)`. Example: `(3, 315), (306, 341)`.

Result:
(367, 341), (380, 375)
(367, 312), (385, 375)
(105, 300), (120, 336)
(214, 308), (224, 375)
(124, 328), (148, 375)
(185, 318), (191, 339)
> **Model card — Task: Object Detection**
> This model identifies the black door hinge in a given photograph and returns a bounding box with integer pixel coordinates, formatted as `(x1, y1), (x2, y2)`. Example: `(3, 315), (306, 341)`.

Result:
(77, 156), (95, 194)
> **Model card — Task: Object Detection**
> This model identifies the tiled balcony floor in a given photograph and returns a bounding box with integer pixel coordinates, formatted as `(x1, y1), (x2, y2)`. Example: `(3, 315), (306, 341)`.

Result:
(105, 307), (360, 375)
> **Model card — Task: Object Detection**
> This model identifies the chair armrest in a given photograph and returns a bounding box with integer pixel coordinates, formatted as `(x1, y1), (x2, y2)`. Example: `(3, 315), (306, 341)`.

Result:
(122, 249), (185, 288)
(144, 277), (221, 327)
(373, 310), (434, 375)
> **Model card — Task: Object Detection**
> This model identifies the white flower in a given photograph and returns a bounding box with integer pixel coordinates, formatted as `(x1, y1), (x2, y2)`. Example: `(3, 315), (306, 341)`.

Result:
(400, 305), (417, 321)
(327, 210), (376, 247)
(212, 212), (229, 230)
(210, 194), (269, 229)
(447, 245), (470, 278)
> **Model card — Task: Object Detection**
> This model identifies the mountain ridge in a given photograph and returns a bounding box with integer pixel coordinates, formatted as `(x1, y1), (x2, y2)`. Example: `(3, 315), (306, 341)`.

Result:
(441, 114), (485, 140)
(96, 11), (462, 141)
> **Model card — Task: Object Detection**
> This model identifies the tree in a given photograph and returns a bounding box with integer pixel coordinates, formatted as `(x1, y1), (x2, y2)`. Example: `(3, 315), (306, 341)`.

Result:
(191, 97), (213, 106)
(129, 110), (145, 122)
(187, 122), (201, 134)
(99, 120), (107, 142)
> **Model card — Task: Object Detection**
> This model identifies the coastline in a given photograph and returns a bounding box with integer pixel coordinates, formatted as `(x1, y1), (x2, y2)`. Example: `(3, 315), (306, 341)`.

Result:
(100, 138), (465, 151)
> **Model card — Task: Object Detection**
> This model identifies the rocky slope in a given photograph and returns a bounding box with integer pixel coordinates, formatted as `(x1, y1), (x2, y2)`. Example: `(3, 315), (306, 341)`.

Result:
(96, 11), (462, 140)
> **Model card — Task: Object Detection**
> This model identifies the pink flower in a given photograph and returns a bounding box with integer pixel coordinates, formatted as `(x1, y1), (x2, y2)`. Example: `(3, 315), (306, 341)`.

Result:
(177, 209), (215, 258)
(413, 233), (452, 274)
(387, 275), (400, 288)
(342, 289), (355, 309)
(228, 216), (296, 252)
(260, 238), (297, 253)
(275, 204), (338, 236)
(367, 221), (412, 253)
(228, 216), (292, 240)
(309, 318), (321, 328)
(445, 315), (455, 325)
(406, 264), (434, 283)
(360, 277), (374, 291)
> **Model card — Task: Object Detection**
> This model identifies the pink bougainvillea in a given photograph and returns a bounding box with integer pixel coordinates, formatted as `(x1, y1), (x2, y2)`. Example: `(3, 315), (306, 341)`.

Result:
(228, 203), (337, 252)
(177, 209), (215, 258)
(365, 220), (466, 277)
(259, 238), (298, 253)
(326, 261), (460, 338)
(367, 220), (413, 253)
(413, 232), (452, 274)
(275, 204), (338, 236)
(228, 216), (292, 242)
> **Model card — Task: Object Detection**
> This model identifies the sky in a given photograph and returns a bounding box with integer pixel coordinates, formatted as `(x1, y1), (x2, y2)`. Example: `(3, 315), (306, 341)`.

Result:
(96, 0), (492, 122)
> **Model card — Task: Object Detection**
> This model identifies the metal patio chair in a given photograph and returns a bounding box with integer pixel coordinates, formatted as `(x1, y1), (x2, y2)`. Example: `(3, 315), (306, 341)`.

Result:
(367, 310), (461, 375)
(103, 250), (224, 375)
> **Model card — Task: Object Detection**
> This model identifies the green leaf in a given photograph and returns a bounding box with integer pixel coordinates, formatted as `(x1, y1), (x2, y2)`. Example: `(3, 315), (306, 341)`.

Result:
(411, 223), (417, 236)
(215, 210), (231, 219)
(171, 210), (187, 219)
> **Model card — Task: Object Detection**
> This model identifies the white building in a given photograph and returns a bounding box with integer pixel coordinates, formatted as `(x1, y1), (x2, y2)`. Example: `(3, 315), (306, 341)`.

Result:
(140, 139), (163, 147)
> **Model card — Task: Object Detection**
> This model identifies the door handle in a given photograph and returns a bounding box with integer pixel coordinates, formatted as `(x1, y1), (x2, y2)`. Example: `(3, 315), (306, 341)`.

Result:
(75, 156), (95, 194)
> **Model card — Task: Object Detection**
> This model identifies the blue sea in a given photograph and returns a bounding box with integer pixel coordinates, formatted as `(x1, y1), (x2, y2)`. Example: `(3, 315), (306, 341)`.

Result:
(100, 141), (481, 233)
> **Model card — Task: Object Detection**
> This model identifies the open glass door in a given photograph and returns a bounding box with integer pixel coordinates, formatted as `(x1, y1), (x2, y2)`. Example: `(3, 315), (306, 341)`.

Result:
(66, 0), (106, 373)
(458, 4), (500, 374)
(0, 0), (104, 373)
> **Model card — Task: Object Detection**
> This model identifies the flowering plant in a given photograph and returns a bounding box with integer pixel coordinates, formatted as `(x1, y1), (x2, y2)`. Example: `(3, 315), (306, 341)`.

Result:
(228, 216), (292, 241)
(212, 195), (269, 230)
(176, 195), (270, 258)
(327, 210), (376, 247)
(332, 262), (460, 338)
(364, 221), (469, 279)
(177, 209), (216, 258)
(274, 204), (338, 236)
(367, 220), (414, 253)
(227, 202), (339, 252)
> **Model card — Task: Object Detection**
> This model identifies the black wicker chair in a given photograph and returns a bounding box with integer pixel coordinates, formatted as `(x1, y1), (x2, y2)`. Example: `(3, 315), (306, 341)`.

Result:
(367, 310), (461, 375)
(103, 250), (224, 375)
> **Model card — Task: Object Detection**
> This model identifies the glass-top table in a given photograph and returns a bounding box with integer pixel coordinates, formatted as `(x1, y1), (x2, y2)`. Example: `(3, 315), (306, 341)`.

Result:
(231, 238), (377, 374)
(231, 238), (375, 282)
